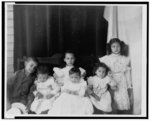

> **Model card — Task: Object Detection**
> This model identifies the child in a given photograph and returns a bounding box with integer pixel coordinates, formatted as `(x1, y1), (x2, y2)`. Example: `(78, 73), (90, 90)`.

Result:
(87, 63), (116, 114)
(27, 65), (60, 114)
(7, 57), (38, 116)
(48, 67), (93, 115)
(99, 38), (132, 113)
(53, 50), (86, 86)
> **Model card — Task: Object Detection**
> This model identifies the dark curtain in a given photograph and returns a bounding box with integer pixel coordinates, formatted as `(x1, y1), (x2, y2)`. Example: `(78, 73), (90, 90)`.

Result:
(14, 5), (108, 71)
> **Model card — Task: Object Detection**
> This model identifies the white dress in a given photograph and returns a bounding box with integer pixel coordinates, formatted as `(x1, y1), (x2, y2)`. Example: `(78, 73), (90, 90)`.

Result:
(53, 66), (86, 85)
(30, 77), (60, 114)
(88, 76), (113, 112)
(99, 54), (131, 110)
(48, 79), (93, 115)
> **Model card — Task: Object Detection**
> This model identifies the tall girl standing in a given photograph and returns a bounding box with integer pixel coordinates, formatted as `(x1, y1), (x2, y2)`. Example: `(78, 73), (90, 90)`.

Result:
(99, 38), (132, 114)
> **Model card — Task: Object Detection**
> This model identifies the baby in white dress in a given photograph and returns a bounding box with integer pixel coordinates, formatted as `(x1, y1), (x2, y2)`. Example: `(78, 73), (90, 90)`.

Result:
(27, 65), (60, 114)
(87, 63), (116, 113)
(48, 67), (93, 115)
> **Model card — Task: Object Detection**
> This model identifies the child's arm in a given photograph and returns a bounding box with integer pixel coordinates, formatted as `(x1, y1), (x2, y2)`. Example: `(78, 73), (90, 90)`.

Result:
(46, 84), (61, 99)
(107, 72), (117, 90)
(125, 67), (132, 89)
(26, 84), (36, 111)
(91, 92), (100, 101)
(78, 80), (87, 96)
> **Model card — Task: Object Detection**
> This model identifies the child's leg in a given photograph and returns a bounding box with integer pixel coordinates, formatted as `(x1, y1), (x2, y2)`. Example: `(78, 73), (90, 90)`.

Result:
(7, 107), (22, 115)
(117, 109), (132, 114)
(109, 89), (118, 114)
(28, 110), (36, 114)
(41, 110), (49, 114)
(93, 106), (105, 114)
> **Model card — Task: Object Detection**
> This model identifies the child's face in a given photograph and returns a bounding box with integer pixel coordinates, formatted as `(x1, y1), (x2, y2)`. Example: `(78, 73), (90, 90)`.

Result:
(37, 74), (49, 82)
(111, 42), (121, 54)
(64, 53), (75, 66)
(25, 60), (37, 74)
(95, 67), (106, 79)
(69, 73), (81, 83)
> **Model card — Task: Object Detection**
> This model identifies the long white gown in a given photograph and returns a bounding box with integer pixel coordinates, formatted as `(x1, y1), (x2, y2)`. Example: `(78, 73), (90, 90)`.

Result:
(99, 54), (131, 110)
(48, 79), (93, 115)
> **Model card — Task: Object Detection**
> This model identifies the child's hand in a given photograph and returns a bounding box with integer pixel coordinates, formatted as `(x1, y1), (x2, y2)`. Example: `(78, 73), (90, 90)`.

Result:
(57, 81), (64, 87)
(110, 85), (117, 90)
(48, 85), (53, 90)
(53, 73), (58, 79)
(36, 92), (43, 99)
(62, 89), (70, 94)
(46, 94), (54, 99)
(71, 91), (78, 95)
(86, 87), (93, 95)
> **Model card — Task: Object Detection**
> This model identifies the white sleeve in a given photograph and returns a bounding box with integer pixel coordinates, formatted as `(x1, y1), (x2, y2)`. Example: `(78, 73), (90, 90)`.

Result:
(99, 56), (105, 62)
(123, 57), (132, 88)
(79, 67), (86, 77)
(53, 67), (64, 77)
(78, 81), (87, 97)
(99, 55), (108, 64)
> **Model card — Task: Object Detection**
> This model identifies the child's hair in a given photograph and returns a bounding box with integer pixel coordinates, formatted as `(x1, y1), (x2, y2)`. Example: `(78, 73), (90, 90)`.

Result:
(64, 50), (76, 58)
(107, 38), (124, 55)
(37, 65), (49, 75)
(69, 67), (81, 76)
(93, 62), (109, 76)
(24, 57), (39, 65)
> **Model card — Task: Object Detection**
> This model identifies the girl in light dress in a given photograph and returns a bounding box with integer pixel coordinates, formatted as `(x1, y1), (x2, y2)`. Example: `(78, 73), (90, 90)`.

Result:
(53, 50), (86, 87)
(48, 67), (93, 115)
(27, 65), (60, 114)
(87, 63), (116, 114)
(99, 38), (132, 114)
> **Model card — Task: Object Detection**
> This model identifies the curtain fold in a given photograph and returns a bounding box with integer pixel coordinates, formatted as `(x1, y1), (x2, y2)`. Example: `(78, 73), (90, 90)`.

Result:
(13, 5), (108, 71)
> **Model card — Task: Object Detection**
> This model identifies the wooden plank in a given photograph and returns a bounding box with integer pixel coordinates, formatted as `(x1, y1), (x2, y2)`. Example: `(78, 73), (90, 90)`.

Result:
(7, 11), (13, 19)
(7, 20), (13, 27)
(7, 72), (14, 79)
(7, 43), (14, 51)
(7, 65), (14, 72)
(7, 33), (14, 36)
(7, 4), (13, 11)
(7, 36), (14, 43)
(7, 57), (14, 65)
(7, 28), (14, 34)
(7, 51), (13, 58)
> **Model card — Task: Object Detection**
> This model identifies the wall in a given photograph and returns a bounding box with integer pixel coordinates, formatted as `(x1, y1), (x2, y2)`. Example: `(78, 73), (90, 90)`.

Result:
(6, 4), (14, 78)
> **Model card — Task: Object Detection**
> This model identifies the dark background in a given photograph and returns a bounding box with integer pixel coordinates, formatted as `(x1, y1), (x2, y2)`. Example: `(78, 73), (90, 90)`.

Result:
(14, 5), (108, 75)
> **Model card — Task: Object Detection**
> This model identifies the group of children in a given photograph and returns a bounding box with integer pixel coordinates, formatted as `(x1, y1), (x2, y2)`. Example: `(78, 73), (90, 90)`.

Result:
(7, 38), (132, 116)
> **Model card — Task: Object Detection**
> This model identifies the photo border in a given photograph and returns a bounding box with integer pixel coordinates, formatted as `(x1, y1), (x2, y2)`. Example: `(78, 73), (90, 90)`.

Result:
(1, 1), (149, 119)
